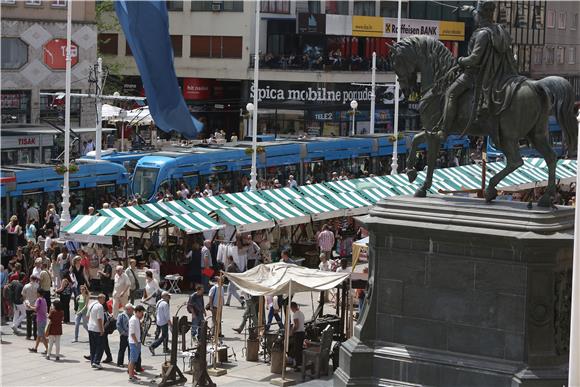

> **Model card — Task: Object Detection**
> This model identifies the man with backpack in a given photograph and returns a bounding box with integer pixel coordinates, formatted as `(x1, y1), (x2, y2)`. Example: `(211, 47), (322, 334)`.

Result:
(9, 273), (25, 334)
(187, 285), (205, 340)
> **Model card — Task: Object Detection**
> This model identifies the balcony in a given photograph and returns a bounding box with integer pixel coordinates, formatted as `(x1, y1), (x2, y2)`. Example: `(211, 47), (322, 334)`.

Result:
(250, 53), (393, 72)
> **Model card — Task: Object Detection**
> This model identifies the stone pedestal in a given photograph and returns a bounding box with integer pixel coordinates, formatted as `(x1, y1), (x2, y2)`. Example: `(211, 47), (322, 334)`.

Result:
(335, 196), (572, 387)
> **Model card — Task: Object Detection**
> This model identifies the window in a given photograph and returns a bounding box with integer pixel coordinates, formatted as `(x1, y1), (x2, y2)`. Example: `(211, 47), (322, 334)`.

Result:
(380, 1), (400, 17)
(25, 0), (42, 5)
(568, 47), (576, 64)
(51, 0), (66, 7)
(0, 0), (16, 4)
(190, 35), (242, 58)
(125, 40), (132, 56)
(223, 1), (243, 12)
(572, 13), (578, 30)
(261, 0), (290, 14)
(545, 47), (554, 64)
(557, 47), (565, 64)
(533, 47), (542, 65)
(325, 0), (348, 15)
(532, 4), (544, 29)
(354, 1), (375, 16)
(166, 0), (183, 11)
(98, 33), (118, 55)
(190, 1), (212, 11)
(267, 20), (295, 55)
(171, 35), (182, 57)
(308, 0), (320, 13)
(558, 12), (566, 29)
(547, 10), (555, 28)
(1, 38), (28, 70)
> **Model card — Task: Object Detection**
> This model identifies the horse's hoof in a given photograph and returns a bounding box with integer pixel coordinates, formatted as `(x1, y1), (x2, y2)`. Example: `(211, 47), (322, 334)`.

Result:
(414, 187), (427, 198)
(406, 169), (418, 183)
(484, 188), (497, 203)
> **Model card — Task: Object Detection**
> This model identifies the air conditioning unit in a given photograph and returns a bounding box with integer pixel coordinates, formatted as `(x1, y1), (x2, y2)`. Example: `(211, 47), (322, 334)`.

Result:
(212, 2), (223, 11)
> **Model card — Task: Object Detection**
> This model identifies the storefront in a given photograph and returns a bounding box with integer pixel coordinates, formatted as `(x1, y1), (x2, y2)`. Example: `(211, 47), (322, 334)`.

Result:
(1, 90), (31, 124)
(243, 80), (421, 137)
(1, 130), (54, 165)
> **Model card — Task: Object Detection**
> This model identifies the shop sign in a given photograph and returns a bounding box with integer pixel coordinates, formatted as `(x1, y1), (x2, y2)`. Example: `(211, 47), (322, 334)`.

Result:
(183, 78), (213, 100)
(1, 93), (21, 108)
(43, 39), (79, 70)
(298, 13), (326, 34)
(327, 15), (464, 41)
(250, 83), (373, 105)
(2, 134), (53, 149)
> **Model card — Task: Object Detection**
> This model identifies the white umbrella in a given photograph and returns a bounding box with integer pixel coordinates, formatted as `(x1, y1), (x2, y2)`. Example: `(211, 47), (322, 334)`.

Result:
(101, 104), (122, 119)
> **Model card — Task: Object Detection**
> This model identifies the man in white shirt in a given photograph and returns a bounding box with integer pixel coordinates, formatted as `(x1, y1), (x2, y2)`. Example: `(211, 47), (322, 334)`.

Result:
(128, 305), (145, 381)
(208, 277), (224, 336)
(87, 294), (106, 369)
(290, 302), (306, 370)
(149, 291), (172, 355)
(22, 275), (39, 340)
(112, 266), (131, 318)
(26, 202), (39, 225)
(125, 259), (140, 304)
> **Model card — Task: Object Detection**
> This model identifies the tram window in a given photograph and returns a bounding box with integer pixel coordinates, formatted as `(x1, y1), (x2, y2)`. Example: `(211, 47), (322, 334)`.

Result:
(133, 167), (159, 200)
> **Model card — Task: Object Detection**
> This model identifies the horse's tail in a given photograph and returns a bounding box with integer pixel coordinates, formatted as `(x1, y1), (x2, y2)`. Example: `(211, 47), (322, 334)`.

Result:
(536, 76), (578, 158)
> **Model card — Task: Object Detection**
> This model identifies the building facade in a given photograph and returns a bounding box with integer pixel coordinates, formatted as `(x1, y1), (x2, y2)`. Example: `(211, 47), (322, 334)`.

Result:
(99, 0), (468, 138)
(1, 0), (97, 128)
(529, 1), (579, 100)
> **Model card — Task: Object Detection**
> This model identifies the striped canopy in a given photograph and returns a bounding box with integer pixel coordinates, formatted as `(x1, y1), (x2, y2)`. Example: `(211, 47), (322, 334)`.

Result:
(258, 187), (302, 203)
(297, 183), (336, 198)
(186, 196), (229, 213)
(324, 192), (373, 215)
(360, 187), (398, 203)
(255, 201), (310, 227)
(324, 179), (359, 193)
(291, 196), (346, 221)
(140, 200), (193, 218)
(63, 215), (128, 244)
(223, 191), (268, 207)
(214, 205), (275, 232)
(99, 206), (160, 226)
(166, 212), (224, 234)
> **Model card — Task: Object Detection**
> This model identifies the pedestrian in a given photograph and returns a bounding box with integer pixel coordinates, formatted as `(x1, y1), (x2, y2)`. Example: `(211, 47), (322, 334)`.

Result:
(71, 256), (89, 303)
(50, 251), (62, 290)
(187, 284), (205, 340)
(22, 275), (39, 340)
(232, 293), (257, 334)
(112, 265), (130, 318)
(125, 259), (140, 304)
(142, 270), (160, 309)
(224, 256), (244, 307)
(28, 288), (48, 354)
(280, 250), (296, 265)
(264, 294), (283, 331)
(246, 234), (261, 270)
(317, 224), (335, 261)
(207, 277), (224, 336)
(101, 303), (115, 364)
(9, 272), (26, 334)
(73, 284), (90, 342)
(25, 218), (37, 243)
(201, 240), (212, 292)
(318, 253), (330, 271)
(128, 305), (145, 381)
(116, 303), (133, 367)
(289, 301), (305, 370)
(46, 299), (64, 361)
(336, 258), (349, 273)
(149, 291), (172, 355)
(98, 257), (113, 297)
(31, 258), (42, 279)
(55, 275), (72, 324)
(38, 262), (52, 310)
(87, 293), (106, 369)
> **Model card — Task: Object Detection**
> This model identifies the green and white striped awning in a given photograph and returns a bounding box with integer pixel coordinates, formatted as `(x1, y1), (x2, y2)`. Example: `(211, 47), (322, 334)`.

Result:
(214, 205), (275, 232)
(255, 201), (310, 227)
(324, 179), (359, 193)
(324, 192), (373, 215)
(140, 200), (193, 218)
(99, 206), (160, 226)
(186, 196), (229, 213)
(223, 191), (268, 207)
(63, 215), (128, 244)
(360, 187), (398, 203)
(166, 212), (224, 234)
(291, 196), (346, 221)
(258, 187), (302, 203)
(297, 183), (336, 197)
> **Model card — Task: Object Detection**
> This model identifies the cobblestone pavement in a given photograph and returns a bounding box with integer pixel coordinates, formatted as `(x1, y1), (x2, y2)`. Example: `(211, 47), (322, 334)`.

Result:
(1, 291), (334, 387)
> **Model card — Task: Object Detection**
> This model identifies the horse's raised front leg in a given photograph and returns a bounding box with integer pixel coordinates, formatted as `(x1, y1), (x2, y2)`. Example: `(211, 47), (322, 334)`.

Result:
(485, 140), (523, 202)
(406, 130), (427, 183)
(531, 130), (558, 207)
(415, 131), (442, 198)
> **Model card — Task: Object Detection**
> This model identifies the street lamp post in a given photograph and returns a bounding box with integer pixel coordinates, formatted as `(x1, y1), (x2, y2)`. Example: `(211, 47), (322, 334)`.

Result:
(391, 0), (402, 175)
(247, 103), (257, 191)
(60, 0), (72, 227)
(350, 100), (358, 136)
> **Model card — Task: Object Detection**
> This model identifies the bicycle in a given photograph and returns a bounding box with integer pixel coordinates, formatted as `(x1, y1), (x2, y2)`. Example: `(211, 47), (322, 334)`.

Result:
(140, 303), (157, 345)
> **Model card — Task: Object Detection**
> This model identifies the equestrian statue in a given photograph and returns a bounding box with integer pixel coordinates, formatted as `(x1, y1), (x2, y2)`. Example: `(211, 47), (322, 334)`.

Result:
(389, 1), (577, 207)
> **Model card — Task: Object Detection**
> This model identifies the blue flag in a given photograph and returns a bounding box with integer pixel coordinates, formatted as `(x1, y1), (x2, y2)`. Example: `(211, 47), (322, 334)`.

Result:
(115, 0), (203, 139)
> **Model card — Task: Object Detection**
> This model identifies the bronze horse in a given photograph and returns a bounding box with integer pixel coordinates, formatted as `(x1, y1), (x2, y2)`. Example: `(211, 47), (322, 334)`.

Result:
(390, 36), (577, 207)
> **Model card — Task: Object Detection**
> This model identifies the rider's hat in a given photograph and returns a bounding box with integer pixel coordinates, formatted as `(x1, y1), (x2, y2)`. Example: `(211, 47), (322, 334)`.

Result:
(476, 1), (495, 20)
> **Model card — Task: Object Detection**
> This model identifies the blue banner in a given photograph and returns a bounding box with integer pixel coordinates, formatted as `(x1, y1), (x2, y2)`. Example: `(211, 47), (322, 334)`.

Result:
(115, 0), (203, 139)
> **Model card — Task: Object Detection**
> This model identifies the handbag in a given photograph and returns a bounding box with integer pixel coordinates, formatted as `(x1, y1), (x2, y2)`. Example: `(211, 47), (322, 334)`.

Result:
(202, 267), (214, 278)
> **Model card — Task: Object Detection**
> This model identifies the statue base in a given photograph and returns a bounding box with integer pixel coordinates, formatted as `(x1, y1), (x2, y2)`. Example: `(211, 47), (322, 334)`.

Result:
(335, 196), (572, 387)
